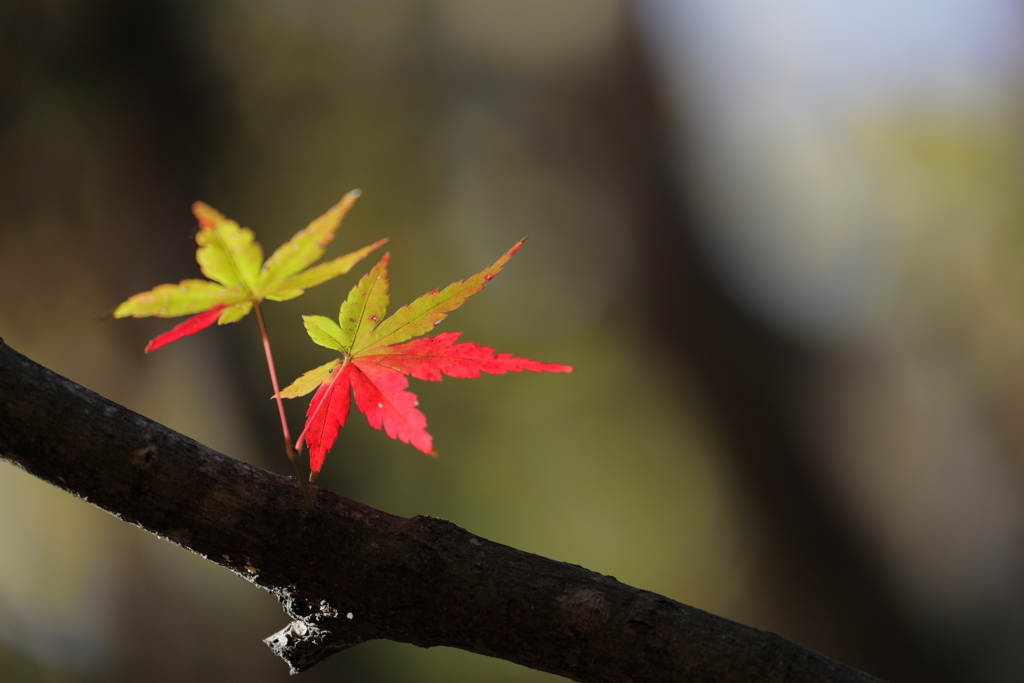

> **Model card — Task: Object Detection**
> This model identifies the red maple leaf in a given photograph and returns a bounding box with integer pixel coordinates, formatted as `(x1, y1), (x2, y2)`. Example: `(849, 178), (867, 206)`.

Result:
(280, 241), (572, 481)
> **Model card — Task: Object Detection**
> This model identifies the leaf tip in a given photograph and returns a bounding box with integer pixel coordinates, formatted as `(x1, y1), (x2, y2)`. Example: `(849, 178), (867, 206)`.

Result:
(309, 470), (320, 483)
(191, 201), (219, 230)
(333, 189), (362, 219)
(143, 337), (164, 353)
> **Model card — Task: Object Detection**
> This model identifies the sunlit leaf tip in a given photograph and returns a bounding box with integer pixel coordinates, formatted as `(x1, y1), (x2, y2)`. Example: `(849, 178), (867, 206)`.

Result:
(192, 201), (222, 228)
(144, 305), (227, 353)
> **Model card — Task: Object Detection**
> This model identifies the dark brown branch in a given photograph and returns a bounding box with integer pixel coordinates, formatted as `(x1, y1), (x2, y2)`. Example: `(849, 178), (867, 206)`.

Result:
(0, 338), (886, 683)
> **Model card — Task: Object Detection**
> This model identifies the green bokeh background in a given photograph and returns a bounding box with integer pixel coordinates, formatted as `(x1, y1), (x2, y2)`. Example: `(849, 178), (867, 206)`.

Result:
(3, 2), (1024, 681)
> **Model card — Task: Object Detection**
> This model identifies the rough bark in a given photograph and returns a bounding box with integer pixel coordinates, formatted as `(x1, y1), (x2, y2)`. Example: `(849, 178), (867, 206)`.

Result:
(0, 338), (885, 683)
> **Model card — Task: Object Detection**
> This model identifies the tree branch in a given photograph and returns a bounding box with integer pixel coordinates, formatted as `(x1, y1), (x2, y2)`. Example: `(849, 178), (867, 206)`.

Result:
(0, 338), (886, 683)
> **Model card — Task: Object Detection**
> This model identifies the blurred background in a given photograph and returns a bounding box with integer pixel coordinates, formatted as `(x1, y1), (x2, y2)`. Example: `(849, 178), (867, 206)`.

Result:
(2, 1), (1024, 681)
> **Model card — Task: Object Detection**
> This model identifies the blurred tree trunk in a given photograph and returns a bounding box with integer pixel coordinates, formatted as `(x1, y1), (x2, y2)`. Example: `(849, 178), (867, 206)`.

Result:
(577, 16), (951, 683)
(0, 3), (260, 680)
(443, 10), (945, 676)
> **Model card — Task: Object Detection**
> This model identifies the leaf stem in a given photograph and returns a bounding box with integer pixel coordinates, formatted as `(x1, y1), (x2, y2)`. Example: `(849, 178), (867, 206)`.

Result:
(254, 302), (313, 511)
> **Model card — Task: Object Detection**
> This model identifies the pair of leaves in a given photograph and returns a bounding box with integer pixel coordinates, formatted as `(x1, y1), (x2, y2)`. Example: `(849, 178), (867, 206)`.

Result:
(280, 242), (573, 480)
(114, 192), (572, 482)
(114, 191), (384, 351)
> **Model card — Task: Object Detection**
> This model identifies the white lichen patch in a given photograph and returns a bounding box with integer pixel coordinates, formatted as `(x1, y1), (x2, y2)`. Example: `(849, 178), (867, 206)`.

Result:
(317, 600), (339, 619)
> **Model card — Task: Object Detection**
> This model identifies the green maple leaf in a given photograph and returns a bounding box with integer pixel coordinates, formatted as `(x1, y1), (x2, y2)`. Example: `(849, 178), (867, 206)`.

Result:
(114, 191), (386, 351)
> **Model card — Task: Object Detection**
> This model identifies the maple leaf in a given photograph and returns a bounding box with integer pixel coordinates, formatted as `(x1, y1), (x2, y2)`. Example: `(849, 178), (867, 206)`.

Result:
(280, 241), (573, 481)
(114, 191), (386, 351)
